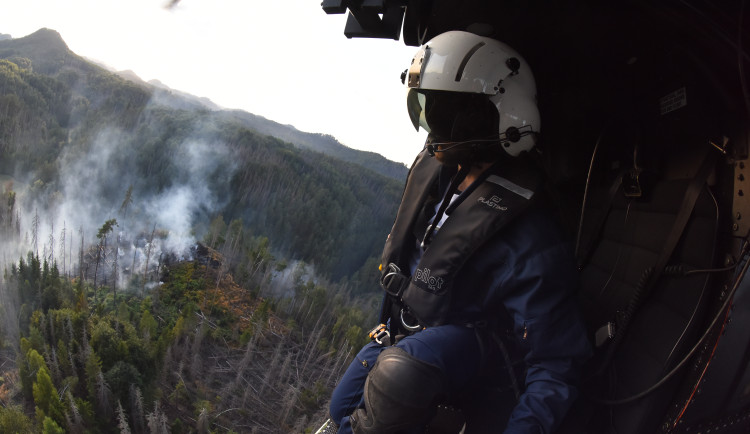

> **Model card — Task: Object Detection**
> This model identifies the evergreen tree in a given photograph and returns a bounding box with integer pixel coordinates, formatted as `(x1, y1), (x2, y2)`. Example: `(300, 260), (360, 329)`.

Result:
(93, 219), (117, 304)
(33, 360), (66, 427)
(117, 400), (131, 434)
(42, 416), (65, 434)
(0, 406), (33, 433)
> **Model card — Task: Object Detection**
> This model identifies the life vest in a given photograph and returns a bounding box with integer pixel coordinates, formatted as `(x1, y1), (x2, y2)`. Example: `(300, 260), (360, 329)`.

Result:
(380, 149), (543, 327)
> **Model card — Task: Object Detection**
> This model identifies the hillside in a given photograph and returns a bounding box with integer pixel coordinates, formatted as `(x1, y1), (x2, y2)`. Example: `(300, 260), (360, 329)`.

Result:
(0, 240), (370, 432)
(218, 110), (408, 180)
(0, 27), (404, 284)
(0, 27), (403, 433)
(97, 42), (407, 181)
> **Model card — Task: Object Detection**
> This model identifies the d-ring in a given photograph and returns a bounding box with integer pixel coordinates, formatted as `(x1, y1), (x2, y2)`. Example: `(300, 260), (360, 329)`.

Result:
(400, 309), (422, 332)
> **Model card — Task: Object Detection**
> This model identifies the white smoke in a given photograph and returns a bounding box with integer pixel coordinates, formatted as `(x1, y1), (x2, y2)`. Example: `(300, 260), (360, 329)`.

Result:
(4, 114), (238, 291)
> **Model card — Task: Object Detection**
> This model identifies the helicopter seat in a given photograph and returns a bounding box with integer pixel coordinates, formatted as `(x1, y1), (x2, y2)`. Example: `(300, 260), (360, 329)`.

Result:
(573, 147), (721, 433)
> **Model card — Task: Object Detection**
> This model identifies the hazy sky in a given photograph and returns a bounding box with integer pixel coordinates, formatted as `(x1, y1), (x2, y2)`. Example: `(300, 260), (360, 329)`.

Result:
(0, 0), (427, 165)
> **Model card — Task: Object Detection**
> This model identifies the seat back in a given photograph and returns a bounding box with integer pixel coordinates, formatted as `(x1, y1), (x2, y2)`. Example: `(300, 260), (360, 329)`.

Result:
(576, 156), (720, 433)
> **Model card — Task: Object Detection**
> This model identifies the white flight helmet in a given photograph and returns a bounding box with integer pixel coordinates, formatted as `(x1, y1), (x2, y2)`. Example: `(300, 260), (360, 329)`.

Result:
(405, 31), (540, 157)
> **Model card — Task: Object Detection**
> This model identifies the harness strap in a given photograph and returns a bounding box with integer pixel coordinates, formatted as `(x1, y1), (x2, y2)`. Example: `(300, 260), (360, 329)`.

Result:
(421, 165), (470, 248)
(576, 170), (625, 269)
(649, 148), (719, 289)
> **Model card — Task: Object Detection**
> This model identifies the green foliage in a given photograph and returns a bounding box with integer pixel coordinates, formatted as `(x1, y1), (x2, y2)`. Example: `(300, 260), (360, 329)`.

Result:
(105, 361), (142, 404)
(41, 416), (65, 434)
(84, 350), (102, 401)
(299, 381), (328, 417)
(170, 417), (185, 434)
(96, 218), (118, 240)
(33, 365), (65, 427)
(4, 231), (376, 432)
(90, 319), (124, 369)
(140, 310), (158, 340)
(0, 405), (33, 433)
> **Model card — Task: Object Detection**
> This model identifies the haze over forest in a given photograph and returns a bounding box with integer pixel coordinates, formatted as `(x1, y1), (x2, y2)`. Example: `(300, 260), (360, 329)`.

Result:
(0, 28), (407, 433)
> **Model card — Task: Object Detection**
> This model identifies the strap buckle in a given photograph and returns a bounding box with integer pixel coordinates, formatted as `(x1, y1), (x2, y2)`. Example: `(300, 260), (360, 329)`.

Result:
(368, 323), (391, 345)
(595, 321), (616, 347)
(381, 263), (408, 297)
(623, 169), (643, 198)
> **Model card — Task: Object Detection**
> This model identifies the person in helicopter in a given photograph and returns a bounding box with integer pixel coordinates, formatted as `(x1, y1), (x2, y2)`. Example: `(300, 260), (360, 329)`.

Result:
(326, 30), (592, 434)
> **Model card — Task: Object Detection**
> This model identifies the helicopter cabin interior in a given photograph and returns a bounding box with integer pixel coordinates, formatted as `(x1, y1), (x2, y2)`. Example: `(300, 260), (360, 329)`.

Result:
(323, 1), (750, 433)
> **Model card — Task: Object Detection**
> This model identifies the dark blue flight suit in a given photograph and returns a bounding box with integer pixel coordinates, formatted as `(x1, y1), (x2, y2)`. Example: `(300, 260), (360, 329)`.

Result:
(330, 151), (591, 433)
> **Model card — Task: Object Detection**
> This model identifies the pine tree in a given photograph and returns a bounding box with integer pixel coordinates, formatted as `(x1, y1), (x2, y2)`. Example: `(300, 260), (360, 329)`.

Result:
(84, 348), (101, 400)
(113, 233), (120, 308)
(196, 407), (209, 434)
(66, 392), (85, 434)
(33, 363), (65, 427)
(120, 185), (133, 217)
(32, 208), (39, 257)
(129, 385), (146, 434)
(48, 221), (54, 265)
(78, 227), (84, 285)
(59, 222), (66, 277)
(146, 401), (169, 434)
(95, 371), (113, 420)
(41, 416), (65, 434)
(142, 225), (155, 296)
(117, 400), (131, 434)
(93, 219), (117, 304)
(0, 405), (33, 433)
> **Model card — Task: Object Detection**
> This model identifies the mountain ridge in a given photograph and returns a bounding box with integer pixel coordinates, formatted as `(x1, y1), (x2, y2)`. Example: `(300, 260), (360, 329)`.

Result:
(0, 26), (403, 283)
(10, 28), (409, 180)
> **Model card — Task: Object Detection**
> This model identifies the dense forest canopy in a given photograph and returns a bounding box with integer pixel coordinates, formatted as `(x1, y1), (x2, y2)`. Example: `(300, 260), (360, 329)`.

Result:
(0, 28), (409, 432)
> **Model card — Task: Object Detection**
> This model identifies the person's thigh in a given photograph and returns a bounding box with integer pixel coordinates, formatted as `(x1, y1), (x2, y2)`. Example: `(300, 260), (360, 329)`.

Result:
(394, 324), (483, 393)
(331, 324), (483, 433)
(329, 342), (385, 424)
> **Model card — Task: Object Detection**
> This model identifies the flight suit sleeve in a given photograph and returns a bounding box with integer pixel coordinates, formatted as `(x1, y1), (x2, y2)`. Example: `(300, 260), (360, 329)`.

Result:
(500, 243), (592, 434)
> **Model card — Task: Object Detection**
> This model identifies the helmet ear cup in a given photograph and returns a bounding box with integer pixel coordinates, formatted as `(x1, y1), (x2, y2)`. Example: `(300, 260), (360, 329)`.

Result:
(491, 78), (539, 156)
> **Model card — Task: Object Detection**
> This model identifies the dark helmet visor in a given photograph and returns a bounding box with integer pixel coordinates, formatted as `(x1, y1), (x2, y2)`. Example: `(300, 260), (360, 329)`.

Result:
(407, 89), (498, 141)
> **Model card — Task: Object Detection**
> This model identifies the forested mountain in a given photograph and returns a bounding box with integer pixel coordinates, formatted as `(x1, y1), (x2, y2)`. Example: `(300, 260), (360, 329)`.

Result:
(107, 52), (407, 181)
(0, 27), (404, 283)
(0, 28), (407, 432)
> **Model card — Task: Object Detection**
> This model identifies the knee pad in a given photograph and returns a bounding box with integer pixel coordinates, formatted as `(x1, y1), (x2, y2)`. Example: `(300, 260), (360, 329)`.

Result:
(351, 346), (444, 434)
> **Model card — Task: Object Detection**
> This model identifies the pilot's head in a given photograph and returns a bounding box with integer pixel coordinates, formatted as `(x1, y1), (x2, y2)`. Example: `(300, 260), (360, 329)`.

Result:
(404, 31), (540, 166)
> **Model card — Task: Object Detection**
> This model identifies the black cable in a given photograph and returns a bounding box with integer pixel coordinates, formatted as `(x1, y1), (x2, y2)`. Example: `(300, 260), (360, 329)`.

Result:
(598, 241), (750, 405)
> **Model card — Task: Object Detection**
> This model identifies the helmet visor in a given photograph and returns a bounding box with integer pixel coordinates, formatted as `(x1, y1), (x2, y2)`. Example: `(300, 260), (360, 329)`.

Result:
(407, 89), (498, 141)
(407, 88), (429, 132)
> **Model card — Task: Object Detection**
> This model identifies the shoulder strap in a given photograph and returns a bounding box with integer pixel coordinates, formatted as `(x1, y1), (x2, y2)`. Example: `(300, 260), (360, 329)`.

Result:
(649, 148), (719, 288)
(576, 171), (624, 269)
(380, 150), (442, 270)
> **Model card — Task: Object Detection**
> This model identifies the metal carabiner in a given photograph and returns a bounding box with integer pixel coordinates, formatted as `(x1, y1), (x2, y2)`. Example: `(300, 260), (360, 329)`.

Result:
(400, 308), (423, 332)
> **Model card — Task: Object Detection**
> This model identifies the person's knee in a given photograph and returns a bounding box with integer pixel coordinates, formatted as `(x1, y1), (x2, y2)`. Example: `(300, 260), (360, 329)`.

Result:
(350, 346), (445, 434)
